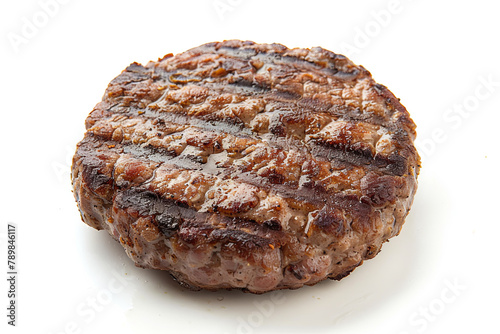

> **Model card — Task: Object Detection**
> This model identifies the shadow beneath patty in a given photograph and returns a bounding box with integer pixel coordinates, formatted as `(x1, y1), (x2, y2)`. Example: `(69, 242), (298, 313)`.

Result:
(77, 184), (436, 334)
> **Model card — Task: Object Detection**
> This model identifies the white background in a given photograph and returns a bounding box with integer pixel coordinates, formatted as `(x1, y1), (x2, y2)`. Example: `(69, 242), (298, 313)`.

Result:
(1, 0), (499, 333)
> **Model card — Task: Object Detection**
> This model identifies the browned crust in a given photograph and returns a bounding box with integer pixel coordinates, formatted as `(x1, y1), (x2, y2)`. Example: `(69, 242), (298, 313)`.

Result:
(71, 40), (420, 293)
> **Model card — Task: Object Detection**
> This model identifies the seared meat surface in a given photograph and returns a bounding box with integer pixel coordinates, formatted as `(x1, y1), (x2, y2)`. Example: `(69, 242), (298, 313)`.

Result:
(71, 40), (420, 293)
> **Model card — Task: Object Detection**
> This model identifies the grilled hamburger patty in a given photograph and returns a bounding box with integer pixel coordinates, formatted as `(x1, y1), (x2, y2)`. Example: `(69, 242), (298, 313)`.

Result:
(71, 40), (420, 293)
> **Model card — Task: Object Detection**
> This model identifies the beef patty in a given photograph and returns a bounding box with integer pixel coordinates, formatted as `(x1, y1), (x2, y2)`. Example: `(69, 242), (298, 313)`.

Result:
(71, 40), (420, 293)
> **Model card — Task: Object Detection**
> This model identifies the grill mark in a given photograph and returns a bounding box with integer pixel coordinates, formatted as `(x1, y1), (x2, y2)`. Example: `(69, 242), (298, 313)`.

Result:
(87, 116), (365, 185)
(160, 68), (362, 113)
(78, 126), (391, 237)
(82, 137), (376, 237)
(129, 43), (402, 126)
(112, 63), (152, 83)
(89, 104), (406, 178)
(113, 155), (375, 239)
(78, 134), (327, 210)
(271, 54), (360, 80)
(335, 113), (395, 129)
(106, 105), (254, 138)
(116, 140), (313, 205)
(227, 76), (272, 93)
(149, 47), (385, 123)
(152, 110), (254, 137)
(308, 140), (407, 176)
(115, 187), (286, 252)
(118, 62), (398, 134)
(110, 96), (397, 144)
(113, 142), (340, 208)
(210, 44), (361, 81)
